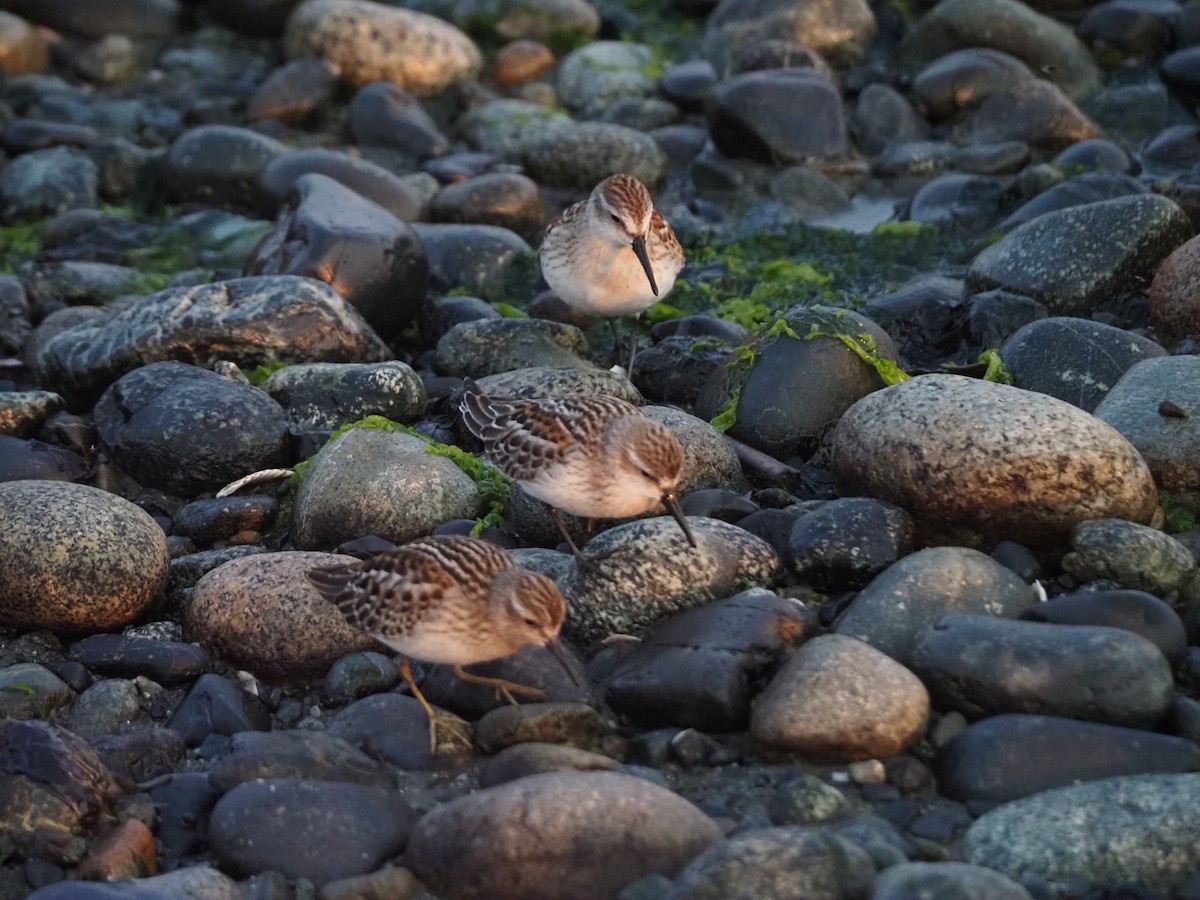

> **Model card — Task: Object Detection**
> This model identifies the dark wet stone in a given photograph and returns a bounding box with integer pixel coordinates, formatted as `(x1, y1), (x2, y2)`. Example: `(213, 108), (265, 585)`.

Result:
(480, 741), (620, 787)
(429, 172), (547, 238)
(69, 633), (211, 686)
(472, 702), (621, 756)
(0, 718), (123, 862)
(1003, 172), (1148, 230)
(0, 435), (87, 483)
(262, 360), (426, 430)
(92, 726), (185, 784)
(787, 497), (916, 591)
(912, 49), (1034, 119)
(412, 222), (533, 301)
(935, 713), (1200, 807)
(965, 289), (1047, 348)
(165, 673), (271, 747)
(0, 146), (98, 223)
(93, 362), (289, 496)
(833, 546), (1034, 664)
(260, 147), (424, 221)
(421, 643), (593, 721)
(0, 273), (30, 357)
(245, 58), (337, 126)
(321, 650), (400, 706)
(967, 193), (1193, 315)
(1094, 356), (1200, 497)
(207, 0), (302, 35)
(1162, 45), (1200, 97)
(1054, 138), (1135, 174)
(695, 306), (897, 460)
(911, 613), (1175, 727)
(171, 496), (278, 547)
(604, 589), (813, 731)
(29, 867), (240, 899)
(164, 125), (287, 212)
(895, 0), (1101, 101)
(665, 825), (876, 900)
(245, 172), (428, 339)
(862, 275), (968, 368)
(678, 488), (757, 523)
(406, 771), (721, 899)
(326, 691), (472, 770)
(2, 0), (181, 38)
(63, 677), (143, 739)
(1079, 0), (1176, 58)
(990, 540), (1041, 582)
(419, 294), (501, 345)
(348, 81), (450, 156)
(1001, 316), (1166, 412)
(1142, 123), (1200, 173)
(659, 60), (718, 112)
(0, 119), (98, 154)
(951, 79), (1098, 151)
(632, 336), (735, 407)
(35, 275), (390, 408)
(707, 69), (847, 164)
(148, 773), (221, 863)
(1062, 517), (1196, 596)
(735, 508), (800, 560)
(905, 173), (1011, 236)
(700, 0), (874, 70)
(207, 730), (396, 793)
(0, 480), (168, 633)
(874, 861), (1032, 900)
(651, 315), (750, 345)
(0, 663), (73, 720)
(851, 83), (930, 156)
(210, 778), (414, 886)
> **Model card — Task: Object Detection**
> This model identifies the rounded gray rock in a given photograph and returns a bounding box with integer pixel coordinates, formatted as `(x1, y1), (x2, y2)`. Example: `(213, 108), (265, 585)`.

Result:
(0, 480), (168, 632)
(290, 427), (480, 549)
(1094, 355), (1200, 495)
(965, 194), (1192, 315)
(963, 773), (1200, 892)
(261, 360), (427, 429)
(665, 825), (876, 900)
(522, 121), (666, 190)
(1062, 517), (1196, 595)
(830, 374), (1160, 548)
(832, 546), (1035, 664)
(872, 861), (1032, 900)
(184, 551), (375, 678)
(209, 778), (414, 886)
(750, 634), (929, 762)
(404, 771), (722, 899)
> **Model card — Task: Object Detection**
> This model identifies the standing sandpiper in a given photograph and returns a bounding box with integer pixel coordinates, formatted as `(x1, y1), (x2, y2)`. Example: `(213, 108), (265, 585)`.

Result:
(538, 173), (684, 369)
(459, 386), (697, 569)
(306, 534), (570, 752)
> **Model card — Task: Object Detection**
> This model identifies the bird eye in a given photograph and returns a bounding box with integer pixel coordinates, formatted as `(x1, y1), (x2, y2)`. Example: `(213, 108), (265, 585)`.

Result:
(610, 213), (621, 224)
(523, 616), (539, 628)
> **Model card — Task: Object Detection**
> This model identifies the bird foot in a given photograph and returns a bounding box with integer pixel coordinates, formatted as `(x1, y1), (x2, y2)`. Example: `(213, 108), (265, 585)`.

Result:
(426, 710), (474, 755)
(453, 665), (545, 706)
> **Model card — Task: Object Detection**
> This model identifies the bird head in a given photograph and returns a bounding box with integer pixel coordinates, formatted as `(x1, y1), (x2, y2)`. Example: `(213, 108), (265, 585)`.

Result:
(591, 174), (659, 295)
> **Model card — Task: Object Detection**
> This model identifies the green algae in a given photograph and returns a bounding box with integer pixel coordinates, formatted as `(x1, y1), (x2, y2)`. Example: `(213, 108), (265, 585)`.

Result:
(979, 349), (1013, 384)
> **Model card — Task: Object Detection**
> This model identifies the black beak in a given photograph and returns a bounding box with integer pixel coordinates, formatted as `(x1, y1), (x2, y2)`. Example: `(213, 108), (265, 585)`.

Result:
(662, 492), (697, 548)
(631, 235), (659, 296)
(545, 638), (581, 686)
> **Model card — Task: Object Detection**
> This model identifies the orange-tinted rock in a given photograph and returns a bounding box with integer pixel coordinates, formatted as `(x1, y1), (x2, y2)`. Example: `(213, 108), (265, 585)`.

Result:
(493, 40), (555, 87)
(76, 819), (157, 881)
(0, 11), (48, 74)
(1150, 233), (1200, 349)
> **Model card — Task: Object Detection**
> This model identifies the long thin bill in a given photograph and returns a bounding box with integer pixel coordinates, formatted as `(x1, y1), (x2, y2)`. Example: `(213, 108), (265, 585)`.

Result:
(663, 492), (697, 547)
(545, 638), (581, 686)
(631, 235), (659, 296)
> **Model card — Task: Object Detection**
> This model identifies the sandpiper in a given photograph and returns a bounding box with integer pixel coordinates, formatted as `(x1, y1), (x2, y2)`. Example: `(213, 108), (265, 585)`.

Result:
(538, 173), (684, 369)
(306, 534), (570, 752)
(459, 386), (697, 568)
